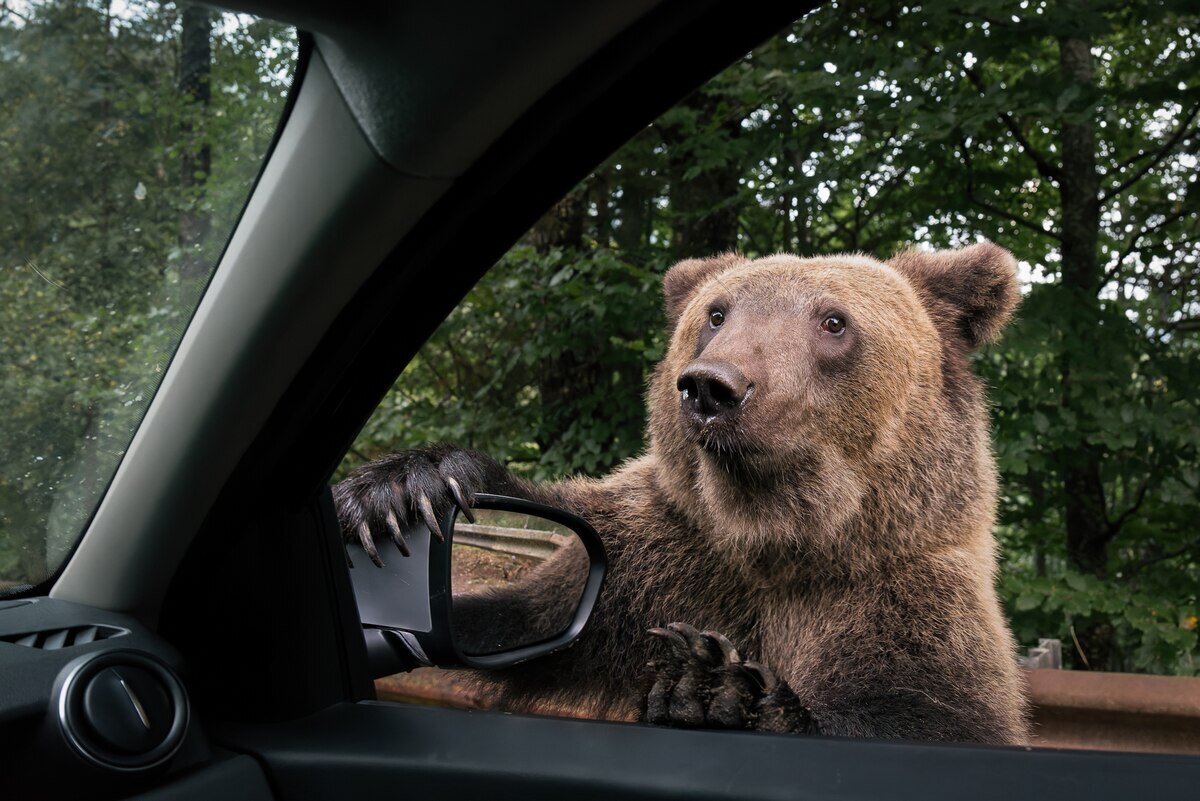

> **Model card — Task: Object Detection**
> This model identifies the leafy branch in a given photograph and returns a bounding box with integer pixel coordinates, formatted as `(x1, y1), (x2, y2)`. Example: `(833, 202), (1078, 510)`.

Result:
(1126, 537), (1200, 577)
(1106, 478), (1150, 539)
(1102, 102), (1200, 203)
(1106, 182), (1198, 284)
(964, 65), (1064, 184)
(960, 137), (1062, 240)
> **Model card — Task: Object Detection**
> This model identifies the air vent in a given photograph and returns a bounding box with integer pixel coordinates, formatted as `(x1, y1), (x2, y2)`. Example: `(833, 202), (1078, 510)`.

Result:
(57, 650), (190, 771)
(1, 624), (126, 650)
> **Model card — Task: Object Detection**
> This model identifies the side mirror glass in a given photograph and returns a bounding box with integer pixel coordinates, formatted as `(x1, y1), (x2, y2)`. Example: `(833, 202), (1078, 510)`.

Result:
(451, 507), (590, 656)
(347, 494), (605, 676)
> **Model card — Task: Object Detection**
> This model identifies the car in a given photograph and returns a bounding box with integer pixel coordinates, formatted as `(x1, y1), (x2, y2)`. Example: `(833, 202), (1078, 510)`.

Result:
(2, 0), (1199, 799)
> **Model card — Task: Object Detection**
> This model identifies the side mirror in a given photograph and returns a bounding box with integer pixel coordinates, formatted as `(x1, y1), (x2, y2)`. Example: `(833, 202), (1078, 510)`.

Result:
(347, 493), (606, 677)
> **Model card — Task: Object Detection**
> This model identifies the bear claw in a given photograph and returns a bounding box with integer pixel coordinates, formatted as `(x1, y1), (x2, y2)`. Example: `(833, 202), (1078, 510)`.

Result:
(383, 510), (410, 558)
(644, 622), (814, 734)
(333, 446), (495, 567)
(417, 493), (444, 542)
(445, 477), (475, 524)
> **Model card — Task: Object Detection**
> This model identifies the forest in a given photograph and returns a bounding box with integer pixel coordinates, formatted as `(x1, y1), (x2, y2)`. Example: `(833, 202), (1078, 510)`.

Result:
(0, 2), (293, 582)
(2, 0), (1198, 675)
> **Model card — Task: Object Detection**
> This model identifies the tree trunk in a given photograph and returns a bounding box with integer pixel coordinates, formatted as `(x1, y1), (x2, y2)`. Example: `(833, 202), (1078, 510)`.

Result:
(1057, 27), (1109, 577)
(526, 190), (586, 252)
(660, 90), (741, 259)
(525, 191), (609, 469)
(179, 6), (212, 281)
(670, 165), (740, 258)
(1057, 16), (1116, 668)
(613, 172), (652, 256)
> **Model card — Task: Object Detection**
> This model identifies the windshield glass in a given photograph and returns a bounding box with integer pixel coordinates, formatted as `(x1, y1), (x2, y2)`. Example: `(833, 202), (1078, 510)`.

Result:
(0, 1), (296, 591)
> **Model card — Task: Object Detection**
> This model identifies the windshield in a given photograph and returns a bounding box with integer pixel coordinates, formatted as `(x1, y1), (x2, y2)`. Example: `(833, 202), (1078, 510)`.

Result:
(0, 1), (296, 591)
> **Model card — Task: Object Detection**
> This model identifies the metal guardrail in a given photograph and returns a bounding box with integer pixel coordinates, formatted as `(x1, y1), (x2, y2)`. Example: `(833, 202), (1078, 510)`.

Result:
(453, 522), (572, 559)
(1025, 668), (1200, 755)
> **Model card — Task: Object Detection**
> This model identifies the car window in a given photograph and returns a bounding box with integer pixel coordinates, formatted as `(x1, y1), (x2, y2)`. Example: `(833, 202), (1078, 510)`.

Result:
(0, 1), (295, 592)
(342, 0), (1198, 752)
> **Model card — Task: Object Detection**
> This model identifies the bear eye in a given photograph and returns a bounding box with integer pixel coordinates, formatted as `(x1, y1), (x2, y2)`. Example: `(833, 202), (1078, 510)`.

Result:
(708, 309), (725, 328)
(820, 314), (846, 336)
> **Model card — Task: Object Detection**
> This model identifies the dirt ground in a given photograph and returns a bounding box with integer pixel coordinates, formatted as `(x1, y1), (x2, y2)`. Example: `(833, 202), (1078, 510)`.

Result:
(451, 545), (540, 592)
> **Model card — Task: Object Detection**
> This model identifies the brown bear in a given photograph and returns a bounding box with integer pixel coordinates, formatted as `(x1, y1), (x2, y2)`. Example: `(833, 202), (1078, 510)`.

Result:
(333, 243), (1030, 744)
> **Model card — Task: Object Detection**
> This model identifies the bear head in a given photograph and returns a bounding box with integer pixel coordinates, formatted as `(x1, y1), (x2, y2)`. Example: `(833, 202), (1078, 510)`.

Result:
(648, 243), (1019, 567)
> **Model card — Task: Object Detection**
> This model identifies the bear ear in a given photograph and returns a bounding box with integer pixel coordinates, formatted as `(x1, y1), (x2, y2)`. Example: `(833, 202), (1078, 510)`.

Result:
(662, 253), (746, 327)
(887, 242), (1020, 350)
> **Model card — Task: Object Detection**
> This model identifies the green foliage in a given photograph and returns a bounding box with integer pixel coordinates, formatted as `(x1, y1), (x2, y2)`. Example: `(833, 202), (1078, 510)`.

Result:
(351, 0), (1200, 674)
(1001, 568), (1198, 675)
(0, 1), (294, 586)
(988, 284), (1200, 674)
(347, 246), (665, 481)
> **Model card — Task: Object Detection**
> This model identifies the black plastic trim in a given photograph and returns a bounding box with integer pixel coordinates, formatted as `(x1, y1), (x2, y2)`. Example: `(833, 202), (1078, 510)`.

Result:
(222, 701), (1200, 801)
(110, 753), (274, 801)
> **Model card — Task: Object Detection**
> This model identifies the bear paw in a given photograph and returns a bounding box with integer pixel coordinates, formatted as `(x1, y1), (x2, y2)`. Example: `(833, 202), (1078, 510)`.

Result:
(333, 446), (495, 566)
(644, 622), (814, 734)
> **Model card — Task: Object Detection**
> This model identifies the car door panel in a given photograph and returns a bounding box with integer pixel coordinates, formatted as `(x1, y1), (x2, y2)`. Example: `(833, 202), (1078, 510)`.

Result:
(220, 701), (1200, 801)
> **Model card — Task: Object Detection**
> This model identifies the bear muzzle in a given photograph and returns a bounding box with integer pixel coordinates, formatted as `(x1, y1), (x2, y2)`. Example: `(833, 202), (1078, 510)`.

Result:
(677, 360), (753, 434)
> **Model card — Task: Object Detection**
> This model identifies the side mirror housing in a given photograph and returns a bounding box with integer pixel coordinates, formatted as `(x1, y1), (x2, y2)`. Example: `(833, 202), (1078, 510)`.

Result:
(347, 493), (606, 676)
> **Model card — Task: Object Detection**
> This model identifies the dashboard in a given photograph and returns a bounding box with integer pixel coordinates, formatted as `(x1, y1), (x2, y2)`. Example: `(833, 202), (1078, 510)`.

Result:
(1, 597), (270, 800)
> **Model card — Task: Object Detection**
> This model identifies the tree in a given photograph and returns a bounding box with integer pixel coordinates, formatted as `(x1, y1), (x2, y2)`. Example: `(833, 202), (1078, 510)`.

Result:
(178, 4), (212, 280)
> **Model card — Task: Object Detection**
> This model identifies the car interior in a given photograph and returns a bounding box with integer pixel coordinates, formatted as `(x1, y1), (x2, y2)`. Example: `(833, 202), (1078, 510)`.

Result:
(2, 1), (1199, 799)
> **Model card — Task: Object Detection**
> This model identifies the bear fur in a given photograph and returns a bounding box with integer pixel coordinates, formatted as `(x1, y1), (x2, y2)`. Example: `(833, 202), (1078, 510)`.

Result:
(334, 243), (1030, 744)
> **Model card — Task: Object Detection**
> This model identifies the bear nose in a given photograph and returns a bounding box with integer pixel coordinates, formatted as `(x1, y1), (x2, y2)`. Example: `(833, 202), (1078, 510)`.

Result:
(677, 360), (751, 421)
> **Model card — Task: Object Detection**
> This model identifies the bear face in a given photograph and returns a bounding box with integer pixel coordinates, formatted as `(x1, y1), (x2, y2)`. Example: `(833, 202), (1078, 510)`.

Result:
(648, 244), (1018, 566)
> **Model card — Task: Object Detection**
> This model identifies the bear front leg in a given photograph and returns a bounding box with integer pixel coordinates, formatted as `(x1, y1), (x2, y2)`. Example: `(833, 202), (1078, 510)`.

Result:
(333, 444), (532, 566)
(644, 623), (815, 734)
